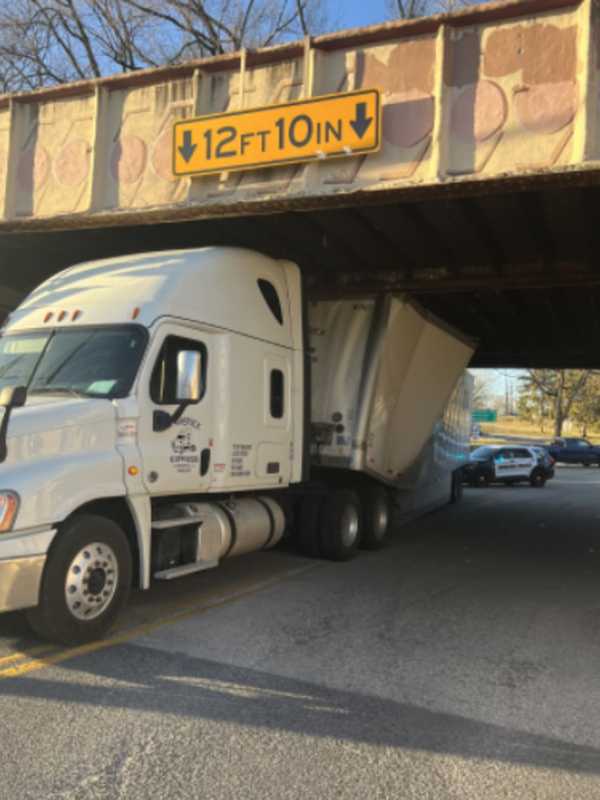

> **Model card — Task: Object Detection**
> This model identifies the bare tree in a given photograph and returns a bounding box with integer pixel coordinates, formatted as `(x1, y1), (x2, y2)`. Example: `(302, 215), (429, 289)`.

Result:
(0, 0), (329, 92)
(387, 0), (483, 19)
(472, 373), (492, 409)
(520, 370), (594, 438)
(0, 0), (159, 90)
(122, 0), (327, 56)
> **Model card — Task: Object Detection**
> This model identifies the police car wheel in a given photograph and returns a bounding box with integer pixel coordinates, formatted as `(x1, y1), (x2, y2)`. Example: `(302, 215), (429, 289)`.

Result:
(530, 470), (546, 488)
(475, 473), (490, 488)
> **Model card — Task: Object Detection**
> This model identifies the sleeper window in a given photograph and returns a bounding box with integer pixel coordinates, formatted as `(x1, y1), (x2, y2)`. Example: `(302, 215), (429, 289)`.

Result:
(258, 280), (284, 325)
(270, 369), (284, 419)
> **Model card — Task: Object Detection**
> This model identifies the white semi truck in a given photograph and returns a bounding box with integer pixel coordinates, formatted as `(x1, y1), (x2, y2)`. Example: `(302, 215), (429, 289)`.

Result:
(0, 247), (474, 644)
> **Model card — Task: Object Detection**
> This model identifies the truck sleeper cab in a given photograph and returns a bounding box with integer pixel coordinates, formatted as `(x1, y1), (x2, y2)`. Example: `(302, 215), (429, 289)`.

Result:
(0, 247), (473, 644)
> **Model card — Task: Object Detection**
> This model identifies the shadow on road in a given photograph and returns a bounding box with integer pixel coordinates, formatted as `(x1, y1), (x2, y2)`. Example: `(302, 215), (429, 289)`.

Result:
(2, 646), (600, 775)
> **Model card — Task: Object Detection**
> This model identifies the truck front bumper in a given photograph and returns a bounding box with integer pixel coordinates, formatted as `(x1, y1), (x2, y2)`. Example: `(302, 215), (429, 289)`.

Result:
(0, 555), (46, 613)
(0, 528), (56, 614)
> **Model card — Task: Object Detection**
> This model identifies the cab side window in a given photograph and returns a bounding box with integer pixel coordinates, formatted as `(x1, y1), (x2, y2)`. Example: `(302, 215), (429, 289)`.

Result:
(150, 335), (206, 405)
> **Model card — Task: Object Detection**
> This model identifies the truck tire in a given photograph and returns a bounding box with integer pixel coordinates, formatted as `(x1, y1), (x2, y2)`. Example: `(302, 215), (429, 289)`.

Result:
(26, 514), (132, 646)
(319, 489), (361, 561)
(296, 494), (323, 558)
(361, 486), (391, 549)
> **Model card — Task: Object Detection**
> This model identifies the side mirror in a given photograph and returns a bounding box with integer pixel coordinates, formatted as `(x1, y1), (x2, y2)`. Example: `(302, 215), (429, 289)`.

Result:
(0, 385), (26, 463)
(176, 351), (202, 403)
(0, 385), (27, 409)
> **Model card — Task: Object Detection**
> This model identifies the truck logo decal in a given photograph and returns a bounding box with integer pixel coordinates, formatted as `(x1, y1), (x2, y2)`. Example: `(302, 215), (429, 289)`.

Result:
(177, 416), (201, 430)
(171, 432), (197, 454)
(170, 432), (199, 473)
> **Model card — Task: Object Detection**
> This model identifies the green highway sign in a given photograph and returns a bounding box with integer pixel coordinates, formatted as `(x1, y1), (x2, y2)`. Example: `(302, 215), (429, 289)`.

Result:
(472, 409), (497, 423)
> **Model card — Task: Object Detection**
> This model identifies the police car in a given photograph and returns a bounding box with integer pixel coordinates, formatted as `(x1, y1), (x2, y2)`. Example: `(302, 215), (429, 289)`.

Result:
(463, 444), (554, 488)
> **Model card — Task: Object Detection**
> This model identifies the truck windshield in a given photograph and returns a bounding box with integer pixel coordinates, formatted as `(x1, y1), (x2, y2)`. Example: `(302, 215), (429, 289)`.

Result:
(0, 326), (147, 399)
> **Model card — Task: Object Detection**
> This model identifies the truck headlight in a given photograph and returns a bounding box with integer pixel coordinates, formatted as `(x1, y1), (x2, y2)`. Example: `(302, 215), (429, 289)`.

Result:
(0, 491), (19, 532)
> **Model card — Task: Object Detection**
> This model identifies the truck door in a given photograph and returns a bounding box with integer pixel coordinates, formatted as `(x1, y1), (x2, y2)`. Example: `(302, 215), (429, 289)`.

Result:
(138, 327), (213, 495)
(574, 439), (594, 465)
(256, 352), (292, 486)
(562, 439), (576, 463)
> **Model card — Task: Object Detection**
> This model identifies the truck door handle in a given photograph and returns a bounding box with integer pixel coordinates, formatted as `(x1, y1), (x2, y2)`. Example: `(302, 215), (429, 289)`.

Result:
(200, 448), (211, 476)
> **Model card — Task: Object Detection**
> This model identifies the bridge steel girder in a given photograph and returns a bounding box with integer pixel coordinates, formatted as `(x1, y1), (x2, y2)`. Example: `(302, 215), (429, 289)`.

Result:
(0, 0), (599, 368)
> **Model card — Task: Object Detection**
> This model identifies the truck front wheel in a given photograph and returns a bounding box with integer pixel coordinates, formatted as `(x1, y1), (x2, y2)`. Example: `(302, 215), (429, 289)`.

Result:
(26, 514), (132, 646)
(319, 489), (362, 561)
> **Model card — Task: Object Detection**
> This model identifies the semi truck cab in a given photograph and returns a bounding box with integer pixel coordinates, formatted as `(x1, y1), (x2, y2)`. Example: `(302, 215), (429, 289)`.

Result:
(0, 247), (473, 644)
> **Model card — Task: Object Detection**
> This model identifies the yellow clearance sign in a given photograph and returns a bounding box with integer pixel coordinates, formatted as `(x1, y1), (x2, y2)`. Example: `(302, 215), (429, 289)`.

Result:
(173, 89), (380, 177)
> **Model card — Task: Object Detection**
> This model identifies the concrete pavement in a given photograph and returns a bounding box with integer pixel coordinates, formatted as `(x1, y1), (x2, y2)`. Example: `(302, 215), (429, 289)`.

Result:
(1, 467), (600, 798)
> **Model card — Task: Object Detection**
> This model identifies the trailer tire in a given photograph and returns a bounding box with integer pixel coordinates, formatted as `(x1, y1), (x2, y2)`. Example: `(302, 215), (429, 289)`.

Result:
(319, 489), (361, 561)
(360, 486), (391, 549)
(296, 494), (323, 558)
(26, 514), (132, 646)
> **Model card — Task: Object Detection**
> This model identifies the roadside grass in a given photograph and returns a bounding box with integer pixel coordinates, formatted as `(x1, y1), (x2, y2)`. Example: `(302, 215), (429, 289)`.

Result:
(471, 416), (600, 447)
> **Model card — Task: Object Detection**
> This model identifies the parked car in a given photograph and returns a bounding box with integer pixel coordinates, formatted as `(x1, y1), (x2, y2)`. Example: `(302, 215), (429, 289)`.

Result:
(462, 445), (554, 488)
(547, 437), (600, 467)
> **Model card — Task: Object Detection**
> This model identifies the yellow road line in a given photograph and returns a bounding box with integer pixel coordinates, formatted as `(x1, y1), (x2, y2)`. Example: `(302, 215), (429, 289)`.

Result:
(0, 562), (320, 681)
(0, 644), (59, 668)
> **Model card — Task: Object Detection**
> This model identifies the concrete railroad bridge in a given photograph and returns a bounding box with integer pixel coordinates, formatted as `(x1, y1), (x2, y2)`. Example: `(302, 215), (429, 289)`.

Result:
(0, 0), (597, 367)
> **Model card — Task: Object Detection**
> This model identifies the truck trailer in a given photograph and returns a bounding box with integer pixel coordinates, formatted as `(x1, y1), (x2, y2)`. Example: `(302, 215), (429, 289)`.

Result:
(0, 247), (474, 644)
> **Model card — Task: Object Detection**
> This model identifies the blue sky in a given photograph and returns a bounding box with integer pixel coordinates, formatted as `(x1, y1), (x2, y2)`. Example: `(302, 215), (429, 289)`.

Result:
(336, 0), (390, 29)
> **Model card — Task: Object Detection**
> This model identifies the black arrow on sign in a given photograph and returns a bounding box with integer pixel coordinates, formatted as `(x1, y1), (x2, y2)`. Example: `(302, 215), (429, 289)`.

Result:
(350, 102), (373, 139)
(178, 130), (197, 162)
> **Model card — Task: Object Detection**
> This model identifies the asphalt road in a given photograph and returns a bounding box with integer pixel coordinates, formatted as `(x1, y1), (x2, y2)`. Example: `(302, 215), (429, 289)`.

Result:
(2, 467), (600, 799)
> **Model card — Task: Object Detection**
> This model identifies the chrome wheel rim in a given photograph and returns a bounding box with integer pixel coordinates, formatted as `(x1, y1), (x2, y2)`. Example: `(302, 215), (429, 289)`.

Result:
(340, 505), (359, 548)
(65, 542), (118, 621)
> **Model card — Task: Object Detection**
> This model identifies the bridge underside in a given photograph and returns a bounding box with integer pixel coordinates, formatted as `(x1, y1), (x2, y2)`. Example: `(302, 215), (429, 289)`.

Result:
(1, 178), (599, 368)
